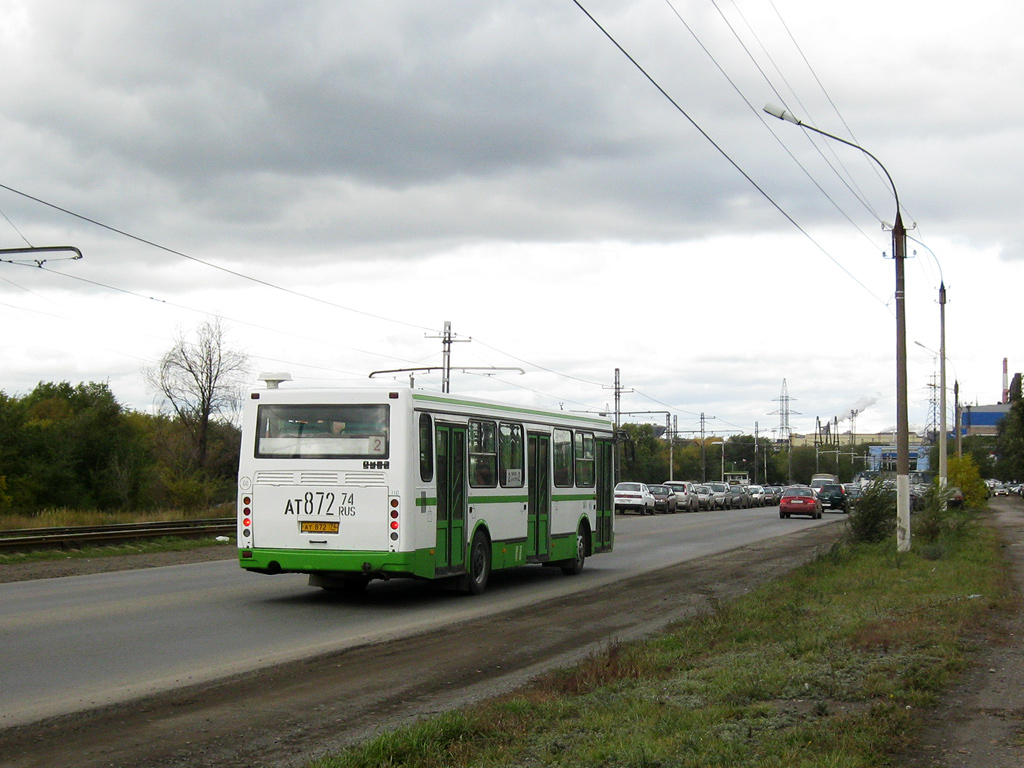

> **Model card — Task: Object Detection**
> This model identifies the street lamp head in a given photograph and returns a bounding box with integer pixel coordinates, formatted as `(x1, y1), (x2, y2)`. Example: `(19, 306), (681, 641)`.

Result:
(763, 103), (801, 125)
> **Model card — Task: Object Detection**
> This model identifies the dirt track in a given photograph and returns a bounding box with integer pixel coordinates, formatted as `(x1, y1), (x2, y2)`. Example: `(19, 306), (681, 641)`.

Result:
(902, 498), (1024, 767)
(2, 503), (1022, 768)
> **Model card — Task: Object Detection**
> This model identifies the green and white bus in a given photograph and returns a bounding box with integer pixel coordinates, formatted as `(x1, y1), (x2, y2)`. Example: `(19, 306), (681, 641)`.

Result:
(237, 381), (615, 594)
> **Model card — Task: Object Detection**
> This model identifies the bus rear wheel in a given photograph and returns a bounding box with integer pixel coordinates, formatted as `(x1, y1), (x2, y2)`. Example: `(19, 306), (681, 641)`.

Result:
(464, 530), (491, 595)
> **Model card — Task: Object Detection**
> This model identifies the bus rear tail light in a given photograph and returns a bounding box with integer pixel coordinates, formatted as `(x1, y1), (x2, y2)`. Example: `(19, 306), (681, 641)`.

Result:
(241, 495), (253, 542)
(389, 495), (400, 541)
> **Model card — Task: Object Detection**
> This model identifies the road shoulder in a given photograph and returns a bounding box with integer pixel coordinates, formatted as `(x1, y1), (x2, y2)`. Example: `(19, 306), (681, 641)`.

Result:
(903, 498), (1024, 767)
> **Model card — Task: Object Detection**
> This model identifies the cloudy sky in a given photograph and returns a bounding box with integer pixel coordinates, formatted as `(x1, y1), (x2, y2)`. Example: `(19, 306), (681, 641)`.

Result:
(0, 0), (1020, 439)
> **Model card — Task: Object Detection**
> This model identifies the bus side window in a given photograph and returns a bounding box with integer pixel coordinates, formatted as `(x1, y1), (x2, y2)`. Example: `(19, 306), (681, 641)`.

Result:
(469, 420), (497, 488)
(575, 431), (595, 487)
(499, 422), (524, 487)
(553, 428), (573, 488)
(418, 413), (433, 482)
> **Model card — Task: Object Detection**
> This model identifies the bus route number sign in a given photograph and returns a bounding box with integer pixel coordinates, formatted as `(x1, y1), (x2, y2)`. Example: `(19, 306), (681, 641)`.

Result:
(283, 491), (357, 517)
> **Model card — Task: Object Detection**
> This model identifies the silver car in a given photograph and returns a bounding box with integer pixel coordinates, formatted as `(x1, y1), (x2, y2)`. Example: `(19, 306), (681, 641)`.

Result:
(693, 484), (715, 510)
(663, 481), (699, 513)
(706, 481), (731, 510)
(747, 485), (766, 506)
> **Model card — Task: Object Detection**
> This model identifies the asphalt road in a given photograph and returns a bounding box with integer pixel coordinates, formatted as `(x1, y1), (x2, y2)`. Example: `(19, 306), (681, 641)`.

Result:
(0, 505), (840, 729)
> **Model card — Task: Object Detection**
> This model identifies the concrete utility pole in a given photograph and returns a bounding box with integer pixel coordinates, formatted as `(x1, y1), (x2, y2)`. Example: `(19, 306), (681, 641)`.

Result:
(893, 212), (911, 551)
(764, 103), (911, 553)
(424, 321), (471, 393)
(604, 369), (633, 484)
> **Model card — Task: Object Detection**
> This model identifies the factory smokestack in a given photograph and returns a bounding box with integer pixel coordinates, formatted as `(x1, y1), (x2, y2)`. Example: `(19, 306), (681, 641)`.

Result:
(1004, 358), (1009, 403)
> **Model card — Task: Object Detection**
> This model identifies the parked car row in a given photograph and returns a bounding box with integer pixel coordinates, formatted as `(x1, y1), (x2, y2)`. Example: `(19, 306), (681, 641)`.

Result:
(614, 481), (787, 514)
(613, 478), (888, 518)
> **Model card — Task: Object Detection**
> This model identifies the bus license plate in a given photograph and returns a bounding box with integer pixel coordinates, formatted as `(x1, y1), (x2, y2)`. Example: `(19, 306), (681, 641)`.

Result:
(300, 521), (340, 534)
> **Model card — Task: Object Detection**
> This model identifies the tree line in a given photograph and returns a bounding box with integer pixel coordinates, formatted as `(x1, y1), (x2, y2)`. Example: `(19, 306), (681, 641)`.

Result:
(0, 318), (248, 516)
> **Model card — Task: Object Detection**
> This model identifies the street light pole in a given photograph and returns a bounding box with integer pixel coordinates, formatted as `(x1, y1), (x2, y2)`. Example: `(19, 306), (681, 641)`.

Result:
(764, 104), (912, 551)
(938, 281), (948, 488)
(910, 236), (949, 492)
(709, 441), (724, 483)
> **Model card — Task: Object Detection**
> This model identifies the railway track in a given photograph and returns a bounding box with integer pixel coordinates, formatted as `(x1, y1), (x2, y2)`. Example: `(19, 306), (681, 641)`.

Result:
(0, 518), (235, 552)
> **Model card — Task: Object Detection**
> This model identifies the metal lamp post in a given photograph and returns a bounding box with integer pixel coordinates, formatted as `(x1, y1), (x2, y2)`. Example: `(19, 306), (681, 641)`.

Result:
(909, 235), (949, 490)
(708, 440), (725, 482)
(764, 104), (912, 551)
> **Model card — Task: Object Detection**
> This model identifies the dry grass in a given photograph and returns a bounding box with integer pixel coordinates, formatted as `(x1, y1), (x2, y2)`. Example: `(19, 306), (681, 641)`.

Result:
(0, 502), (233, 531)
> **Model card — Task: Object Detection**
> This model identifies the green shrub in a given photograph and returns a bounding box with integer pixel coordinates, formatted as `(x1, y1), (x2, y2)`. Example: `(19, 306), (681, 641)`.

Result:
(846, 478), (895, 544)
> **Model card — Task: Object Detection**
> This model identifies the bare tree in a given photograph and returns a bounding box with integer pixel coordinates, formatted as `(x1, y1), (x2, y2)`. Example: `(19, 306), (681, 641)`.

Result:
(145, 317), (251, 469)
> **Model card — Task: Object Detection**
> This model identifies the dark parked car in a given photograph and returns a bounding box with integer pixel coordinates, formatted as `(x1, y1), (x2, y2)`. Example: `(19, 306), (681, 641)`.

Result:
(817, 483), (848, 512)
(844, 484), (863, 508)
(647, 484), (678, 514)
(724, 484), (751, 509)
(947, 486), (965, 508)
(780, 487), (822, 519)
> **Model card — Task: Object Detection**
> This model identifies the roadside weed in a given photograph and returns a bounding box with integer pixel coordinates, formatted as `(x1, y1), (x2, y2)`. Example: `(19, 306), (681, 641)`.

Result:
(310, 520), (1010, 768)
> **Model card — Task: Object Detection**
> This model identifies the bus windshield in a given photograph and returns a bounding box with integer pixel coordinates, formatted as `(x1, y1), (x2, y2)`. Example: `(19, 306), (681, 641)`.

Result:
(255, 404), (389, 459)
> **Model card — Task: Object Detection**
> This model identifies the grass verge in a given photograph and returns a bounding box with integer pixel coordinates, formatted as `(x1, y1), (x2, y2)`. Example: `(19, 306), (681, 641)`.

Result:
(0, 535), (236, 566)
(309, 514), (1012, 768)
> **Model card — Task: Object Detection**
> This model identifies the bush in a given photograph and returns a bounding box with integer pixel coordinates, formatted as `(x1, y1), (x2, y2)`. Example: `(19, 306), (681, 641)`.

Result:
(913, 481), (979, 555)
(846, 478), (895, 544)
(948, 455), (988, 509)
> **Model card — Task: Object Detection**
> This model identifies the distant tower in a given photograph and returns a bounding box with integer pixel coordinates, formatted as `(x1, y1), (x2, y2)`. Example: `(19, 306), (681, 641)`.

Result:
(925, 371), (939, 443)
(1003, 358), (1009, 403)
(769, 379), (799, 442)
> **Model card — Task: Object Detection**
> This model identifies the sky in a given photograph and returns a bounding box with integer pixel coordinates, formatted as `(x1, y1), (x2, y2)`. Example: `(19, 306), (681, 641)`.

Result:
(0, 0), (1021, 440)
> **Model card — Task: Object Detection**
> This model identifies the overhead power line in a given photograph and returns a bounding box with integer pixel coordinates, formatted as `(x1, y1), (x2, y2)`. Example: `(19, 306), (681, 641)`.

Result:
(0, 180), (434, 333)
(572, 1), (888, 309)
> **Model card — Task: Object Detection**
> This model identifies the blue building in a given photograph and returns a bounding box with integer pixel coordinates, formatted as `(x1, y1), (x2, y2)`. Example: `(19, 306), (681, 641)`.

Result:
(960, 403), (1010, 437)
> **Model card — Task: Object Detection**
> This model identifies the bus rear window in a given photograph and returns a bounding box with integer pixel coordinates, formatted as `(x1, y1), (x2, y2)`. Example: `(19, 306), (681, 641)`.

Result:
(255, 404), (389, 459)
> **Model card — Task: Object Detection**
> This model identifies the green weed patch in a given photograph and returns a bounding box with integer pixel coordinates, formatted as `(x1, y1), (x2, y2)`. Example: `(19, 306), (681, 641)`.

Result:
(310, 519), (1011, 768)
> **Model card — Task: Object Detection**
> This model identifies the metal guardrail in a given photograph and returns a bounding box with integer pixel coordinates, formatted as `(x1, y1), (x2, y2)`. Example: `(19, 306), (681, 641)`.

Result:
(0, 518), (235, 552)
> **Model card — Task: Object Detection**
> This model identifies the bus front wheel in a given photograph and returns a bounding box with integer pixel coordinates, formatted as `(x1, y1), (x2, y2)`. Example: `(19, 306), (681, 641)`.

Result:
(560, 526), (589, 576)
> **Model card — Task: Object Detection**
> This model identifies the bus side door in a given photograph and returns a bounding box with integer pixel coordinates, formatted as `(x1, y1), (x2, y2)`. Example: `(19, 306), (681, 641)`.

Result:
(594, 437), (614, 553)
(435, 423), (467, 575)
(527, 432), (551, 560)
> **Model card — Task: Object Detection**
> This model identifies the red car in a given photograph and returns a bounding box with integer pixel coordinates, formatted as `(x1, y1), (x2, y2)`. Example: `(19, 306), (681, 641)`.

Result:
(779, 487), (822, 519)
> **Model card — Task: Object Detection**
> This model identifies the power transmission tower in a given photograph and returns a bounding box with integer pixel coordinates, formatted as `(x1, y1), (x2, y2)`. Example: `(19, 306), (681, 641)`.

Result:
(925, 372), (939, 444)
(769, 379), (799, 443)
(769, 380), (800, 484)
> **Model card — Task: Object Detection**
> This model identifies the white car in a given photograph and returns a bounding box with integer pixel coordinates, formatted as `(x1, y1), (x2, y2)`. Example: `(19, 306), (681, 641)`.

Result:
(746, 485), (766, 506)
(663, 481), (699, 512)
(614, 482), (655, 514)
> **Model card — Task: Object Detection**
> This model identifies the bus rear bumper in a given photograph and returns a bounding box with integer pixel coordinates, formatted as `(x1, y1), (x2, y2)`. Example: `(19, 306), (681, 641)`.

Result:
(238, 547), (434, 580)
